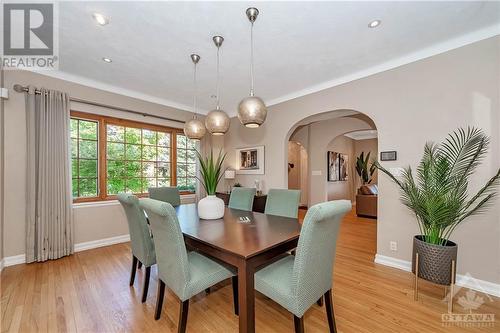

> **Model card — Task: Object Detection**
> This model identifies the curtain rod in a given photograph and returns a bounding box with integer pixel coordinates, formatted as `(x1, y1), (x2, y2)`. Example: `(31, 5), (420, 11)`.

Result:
(13, 84), (186, 124)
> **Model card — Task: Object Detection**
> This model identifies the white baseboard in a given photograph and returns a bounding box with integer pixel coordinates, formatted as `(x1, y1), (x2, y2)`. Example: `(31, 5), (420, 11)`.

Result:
(74, 234), (130, 252)
(375, 254), (500, 297)
(1, 234), (131, 270)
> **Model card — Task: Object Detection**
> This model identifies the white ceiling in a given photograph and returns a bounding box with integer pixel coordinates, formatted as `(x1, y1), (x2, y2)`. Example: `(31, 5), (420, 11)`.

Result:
(53, 1), (500, 116)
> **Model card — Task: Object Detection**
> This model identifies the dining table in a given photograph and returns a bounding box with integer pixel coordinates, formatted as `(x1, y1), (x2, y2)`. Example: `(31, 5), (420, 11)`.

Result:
(175, 203), (302, 333)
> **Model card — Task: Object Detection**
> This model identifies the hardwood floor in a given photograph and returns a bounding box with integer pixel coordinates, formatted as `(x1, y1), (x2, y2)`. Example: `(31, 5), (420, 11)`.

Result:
(2, 209), (499, 332)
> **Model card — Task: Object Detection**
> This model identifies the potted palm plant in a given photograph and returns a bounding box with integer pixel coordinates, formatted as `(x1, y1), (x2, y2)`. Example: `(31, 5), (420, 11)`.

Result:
(375, 127), (500, 285)
(195, 149), (227, 219)
(356, 151), (376, 185)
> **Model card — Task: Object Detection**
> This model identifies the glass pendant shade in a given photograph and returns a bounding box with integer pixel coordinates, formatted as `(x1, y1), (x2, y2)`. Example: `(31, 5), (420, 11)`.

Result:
(205, 109), (230, 135)
(238, 7), (267, 128)
(184, 53), (206, 140)
(206, 35), (230, 135)
(184, 118), (206, 140)
(238, 96), (267, 128)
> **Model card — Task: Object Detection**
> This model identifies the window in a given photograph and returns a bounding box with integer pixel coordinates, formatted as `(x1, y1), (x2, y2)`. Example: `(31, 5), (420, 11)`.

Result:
(176, 134), (197, 192)
(70, 112), (198, 202)
(71, 118), (99, 198)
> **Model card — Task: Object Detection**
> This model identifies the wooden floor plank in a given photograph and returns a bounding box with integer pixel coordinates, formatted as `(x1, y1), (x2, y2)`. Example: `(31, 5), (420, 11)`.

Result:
(1, 209), (499, 332)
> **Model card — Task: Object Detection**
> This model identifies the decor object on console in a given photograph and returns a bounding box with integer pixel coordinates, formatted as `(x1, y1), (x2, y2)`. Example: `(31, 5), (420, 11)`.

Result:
(195, 149), (227, 219)
(235, 145), (265, 175)
(205, 36), (230, 135)
(183, 54), (206, 140)
(224, 169), (235, 193)
(375, 127), (500, 312)
(238, 7), (267, 128)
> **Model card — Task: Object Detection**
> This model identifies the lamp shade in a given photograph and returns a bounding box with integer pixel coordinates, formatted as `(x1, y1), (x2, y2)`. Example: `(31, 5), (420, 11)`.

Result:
(225, 170), (236, 179)
(205, 109), (230, 135)
(238, 96), (267, 128)
(183, 118), (206, 140)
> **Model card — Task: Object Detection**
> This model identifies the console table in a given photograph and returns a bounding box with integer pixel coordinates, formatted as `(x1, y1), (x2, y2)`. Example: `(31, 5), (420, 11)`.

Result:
(216, 192), (267, 213)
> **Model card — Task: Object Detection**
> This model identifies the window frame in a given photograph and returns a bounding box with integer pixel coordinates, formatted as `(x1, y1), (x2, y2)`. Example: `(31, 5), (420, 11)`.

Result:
(71, 111), (196, 203)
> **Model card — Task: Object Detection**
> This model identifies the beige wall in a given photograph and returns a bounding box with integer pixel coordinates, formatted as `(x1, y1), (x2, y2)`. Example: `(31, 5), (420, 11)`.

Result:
(2, 70), (201, 257)
(353, 138), (379, 187)
(287, 141), (308, 206)
(223, 37), (500, 283)
(327, 136), (355, 201)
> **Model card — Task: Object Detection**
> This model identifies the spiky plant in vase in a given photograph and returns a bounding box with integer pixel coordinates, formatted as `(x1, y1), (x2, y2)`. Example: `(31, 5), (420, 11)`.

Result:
(356, 151), (376, 185)
(375, 127), (500, 286)
(195, 149), (227, 219)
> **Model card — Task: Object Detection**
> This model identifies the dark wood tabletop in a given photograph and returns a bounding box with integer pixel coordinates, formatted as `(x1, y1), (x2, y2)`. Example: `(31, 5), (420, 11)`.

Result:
(175, 203), (301, 333)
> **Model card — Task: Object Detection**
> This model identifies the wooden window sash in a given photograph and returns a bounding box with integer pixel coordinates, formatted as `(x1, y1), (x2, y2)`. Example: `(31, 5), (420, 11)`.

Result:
(70, 111), (193, 203)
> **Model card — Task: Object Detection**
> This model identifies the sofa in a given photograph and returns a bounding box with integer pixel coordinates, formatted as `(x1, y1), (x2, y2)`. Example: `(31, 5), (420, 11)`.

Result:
(356, 184), (378, 218)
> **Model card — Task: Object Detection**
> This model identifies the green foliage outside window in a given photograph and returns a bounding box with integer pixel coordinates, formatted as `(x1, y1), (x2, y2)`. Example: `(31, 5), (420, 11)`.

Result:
(71, 118), (98, 198)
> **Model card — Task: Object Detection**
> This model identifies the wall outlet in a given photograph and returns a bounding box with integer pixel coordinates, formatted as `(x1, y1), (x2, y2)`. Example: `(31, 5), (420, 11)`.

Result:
(390, 241), (398, 251)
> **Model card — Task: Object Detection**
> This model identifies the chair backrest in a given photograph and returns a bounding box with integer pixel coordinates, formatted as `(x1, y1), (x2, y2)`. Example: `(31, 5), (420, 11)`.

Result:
(139, 198), (190, 298)
(117, 193), (155, 266)
(148, 187), (181, 206)
(265, 189), (301, 218)
(292, 200), (351, 313)
(228, 187), (256, 211)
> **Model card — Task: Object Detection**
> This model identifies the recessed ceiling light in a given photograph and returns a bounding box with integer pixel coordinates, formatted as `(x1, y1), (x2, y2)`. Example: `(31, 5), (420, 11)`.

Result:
(102, 57), (112, 63)
(368, 20), (381, 28)
(93, 13), (109, 26)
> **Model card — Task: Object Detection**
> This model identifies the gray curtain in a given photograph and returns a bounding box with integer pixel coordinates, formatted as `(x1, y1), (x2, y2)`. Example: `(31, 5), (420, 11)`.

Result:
(25, 86), (73, 262)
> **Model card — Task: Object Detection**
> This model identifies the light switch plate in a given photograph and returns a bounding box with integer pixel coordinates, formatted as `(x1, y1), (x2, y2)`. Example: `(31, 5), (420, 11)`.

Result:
(0, 88), (8, 99)
(312, 170), (322, 176)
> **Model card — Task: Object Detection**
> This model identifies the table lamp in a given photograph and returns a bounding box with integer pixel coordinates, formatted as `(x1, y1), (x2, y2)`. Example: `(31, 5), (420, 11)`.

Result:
(225, 170), (236, 193)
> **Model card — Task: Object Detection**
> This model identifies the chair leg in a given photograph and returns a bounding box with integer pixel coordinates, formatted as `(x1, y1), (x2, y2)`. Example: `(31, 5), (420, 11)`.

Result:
(324, 289), (337, 333)
(178, 299), (189, 333)
(129, 256), (138, 286)
(317, 296), (323, 306)
(232, 276), (239, 315)
(137, 261), (143, 269)
(154, 280), (165, 320)
(141, 266), (151, 303)
(294, 315), (304, 333)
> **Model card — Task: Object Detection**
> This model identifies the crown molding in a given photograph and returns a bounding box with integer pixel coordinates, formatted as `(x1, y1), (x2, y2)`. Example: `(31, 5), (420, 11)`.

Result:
(266, 24), (500, 107)
(24, 25), (500, 116)
(25, 69), (209, 114)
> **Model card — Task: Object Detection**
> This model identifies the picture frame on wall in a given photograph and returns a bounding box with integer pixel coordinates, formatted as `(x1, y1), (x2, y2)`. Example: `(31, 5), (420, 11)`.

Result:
(235, 145), (265, 175)
(327, 151), (348, 182)
(327, 151), (339, 181)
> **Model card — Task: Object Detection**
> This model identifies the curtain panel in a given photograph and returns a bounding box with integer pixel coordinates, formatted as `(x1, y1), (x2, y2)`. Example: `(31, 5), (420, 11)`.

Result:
(25, 86), (74, 262)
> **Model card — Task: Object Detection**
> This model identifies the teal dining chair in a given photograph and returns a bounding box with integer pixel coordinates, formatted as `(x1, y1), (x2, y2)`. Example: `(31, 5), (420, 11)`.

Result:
(265, 189), (301, 218)
(228, 187), (256, 211)
(139, 198), (238, 331)
(148, 186), (181, 206)
(117, 193), (156, 303)
(254, 200), (352, 333)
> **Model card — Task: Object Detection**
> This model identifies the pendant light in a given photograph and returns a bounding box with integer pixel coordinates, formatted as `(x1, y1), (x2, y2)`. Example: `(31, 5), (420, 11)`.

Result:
(238, 7), (267, 128)
(205, 36), (230, 136)
(184, 54), (207, 140)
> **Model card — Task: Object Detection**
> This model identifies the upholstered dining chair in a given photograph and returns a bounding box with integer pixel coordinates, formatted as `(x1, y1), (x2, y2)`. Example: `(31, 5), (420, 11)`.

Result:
(117, 193), (156, 303)
(139, 198), (238, 331)
(148, 186), (181, 206)
(228, 187), (256, 211)
(254, 200), (352, 333)
(265, 189), (301, 218)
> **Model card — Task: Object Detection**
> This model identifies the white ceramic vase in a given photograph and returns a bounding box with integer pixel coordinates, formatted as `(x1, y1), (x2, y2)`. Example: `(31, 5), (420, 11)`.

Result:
(198, 195), (225, 220)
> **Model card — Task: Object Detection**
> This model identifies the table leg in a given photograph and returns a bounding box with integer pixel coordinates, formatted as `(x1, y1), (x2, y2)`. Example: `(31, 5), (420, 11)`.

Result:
(237, 260), (255, 333)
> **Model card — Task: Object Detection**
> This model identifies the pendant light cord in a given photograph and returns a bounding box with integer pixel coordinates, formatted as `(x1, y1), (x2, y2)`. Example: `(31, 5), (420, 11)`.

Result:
(193, 61), (197, 118)
(250, 22), (255, 97)
(216, 46), (221, 110)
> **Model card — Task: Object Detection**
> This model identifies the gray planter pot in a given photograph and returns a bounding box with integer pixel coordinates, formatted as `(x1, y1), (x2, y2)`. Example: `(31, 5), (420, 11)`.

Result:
(411, 235), (458, 285)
